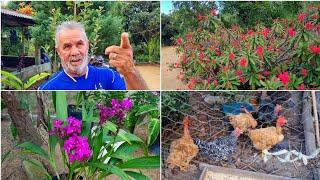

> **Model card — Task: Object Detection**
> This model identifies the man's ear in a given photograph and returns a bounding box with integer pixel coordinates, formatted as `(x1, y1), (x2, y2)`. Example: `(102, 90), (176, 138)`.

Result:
(55, 47), (60, 56)
(86, 40), (90, 48)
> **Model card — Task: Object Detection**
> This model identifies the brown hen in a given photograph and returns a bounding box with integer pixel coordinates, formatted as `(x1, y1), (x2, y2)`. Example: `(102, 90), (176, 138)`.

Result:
(248, 116), (286, 151)
(166, 117), (199, 171)
(228, 108), (257, 133)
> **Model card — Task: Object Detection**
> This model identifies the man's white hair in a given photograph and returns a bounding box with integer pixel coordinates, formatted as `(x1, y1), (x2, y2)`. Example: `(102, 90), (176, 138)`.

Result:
(55, 21), (88, 48)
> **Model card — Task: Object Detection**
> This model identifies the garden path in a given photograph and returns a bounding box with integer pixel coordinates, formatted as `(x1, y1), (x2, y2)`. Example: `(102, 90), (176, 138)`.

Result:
(136, 64), (160, 90)
(161, 46), (187, 90)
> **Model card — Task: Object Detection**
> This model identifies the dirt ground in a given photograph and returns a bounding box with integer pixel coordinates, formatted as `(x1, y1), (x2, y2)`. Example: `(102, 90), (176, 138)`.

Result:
(136, 64), (160, 90)
(1, 116), (28, 180)
(161, 46), (187, 90)
(162, 92), (319, 180)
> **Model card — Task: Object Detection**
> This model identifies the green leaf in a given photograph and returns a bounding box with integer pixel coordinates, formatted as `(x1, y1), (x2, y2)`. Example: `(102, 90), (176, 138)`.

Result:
(54, 91), (68, 120)
(147, 118), (160, 146)
(10, 122), (18, 140)
(23, 72), (50, 89)
(135, 105), (158, 116)
(110, 142), (141, 161)
(117, 129), (144, 145)
(104, 121), (117, 133)
(118, 156), (160, 169)
(91, 163), (130, 180)
(1, 78), (22, 90)
(125, 171), (149, 180)
(18, 142), (49, 159)
(22, 158), (51, 180)
(1, 150), (11, 164)
(1, 70), (23, 89)
(93, 130), (104, 162)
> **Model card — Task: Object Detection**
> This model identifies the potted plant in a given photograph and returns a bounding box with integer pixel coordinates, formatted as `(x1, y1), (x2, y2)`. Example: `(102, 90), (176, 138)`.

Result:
(14, 92), (160, 179)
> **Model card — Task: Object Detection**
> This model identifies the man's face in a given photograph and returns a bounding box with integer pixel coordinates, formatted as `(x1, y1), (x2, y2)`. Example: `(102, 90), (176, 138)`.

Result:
(56, 29), (89, 77)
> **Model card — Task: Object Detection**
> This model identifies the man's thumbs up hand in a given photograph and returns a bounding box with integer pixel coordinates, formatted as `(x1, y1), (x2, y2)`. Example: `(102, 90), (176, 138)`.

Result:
(105, 32), (148, 90)
(105, 32), (134, 76)
(120, 32), (131, 49)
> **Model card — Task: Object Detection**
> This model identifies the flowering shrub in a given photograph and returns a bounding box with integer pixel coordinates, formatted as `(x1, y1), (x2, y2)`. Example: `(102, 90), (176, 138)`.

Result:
(16, 95), (159, 180)
(17, 2), (35, 15)
(172, 6), (319, 90)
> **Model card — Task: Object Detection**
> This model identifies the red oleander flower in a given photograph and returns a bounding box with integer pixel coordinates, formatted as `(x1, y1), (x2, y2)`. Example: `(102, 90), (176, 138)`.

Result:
(186, 32), (193, 40)
(273, 19), (278, 23)
(235, 70), (243, 77)
(239, 77), (246, 83)
(282, 18), (287, 24)
(176, 38), (183, 45)
(213, 80), (219, 86)
(301, 68), (308, 77)
(248, 29), (254, 36)
(288, 27), (296, 37)
(297, 12), (307, 23)
(298, 84), (305, 90)
(210, 9), (217, 16)
(199, 52), (205, 60)
(229, 53), (235, 61)
(262, 28), (270, 38)
(309, 45), (320, 54)
(256, 46), (263, 56)
(187, 78), (197, 89)
(305, 22), (314, 30)
(239, 58), (247, 67)
(278, 71), (290, 86)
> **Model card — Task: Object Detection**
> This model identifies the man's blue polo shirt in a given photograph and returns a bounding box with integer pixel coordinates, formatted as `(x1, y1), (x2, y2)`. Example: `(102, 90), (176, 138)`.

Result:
(40, 65), (126, 90)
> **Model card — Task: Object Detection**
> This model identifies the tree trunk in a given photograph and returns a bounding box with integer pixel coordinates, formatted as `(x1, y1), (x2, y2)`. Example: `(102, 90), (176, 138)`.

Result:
(2, 91), (43, 146)
(36, 91), (49, 132)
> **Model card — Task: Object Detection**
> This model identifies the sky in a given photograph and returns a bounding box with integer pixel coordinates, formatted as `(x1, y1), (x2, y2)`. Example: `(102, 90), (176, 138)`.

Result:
(161, 1), (173, 14)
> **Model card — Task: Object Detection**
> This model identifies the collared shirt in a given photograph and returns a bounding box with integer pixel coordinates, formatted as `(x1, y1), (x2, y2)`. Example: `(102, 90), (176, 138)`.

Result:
(39, 65), (126, 90)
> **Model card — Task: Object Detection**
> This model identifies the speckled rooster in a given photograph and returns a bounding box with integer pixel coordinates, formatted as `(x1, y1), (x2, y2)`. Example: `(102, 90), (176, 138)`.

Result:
(195, 128), (243, 162)
(166, 117), (199, 171)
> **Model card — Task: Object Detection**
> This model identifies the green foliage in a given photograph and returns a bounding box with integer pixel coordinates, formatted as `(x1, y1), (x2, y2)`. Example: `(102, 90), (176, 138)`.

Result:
(1, 70), (50, 90)
(122, 2), (160, 63)
(219, 1), (304, 28)
(161, 1), (216, 45)
(161, 91), (190, 126)
(135, 37), (160, 63)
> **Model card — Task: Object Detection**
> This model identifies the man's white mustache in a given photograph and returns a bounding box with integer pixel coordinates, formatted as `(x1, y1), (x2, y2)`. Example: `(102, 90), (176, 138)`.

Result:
(69, 55), (84, 61)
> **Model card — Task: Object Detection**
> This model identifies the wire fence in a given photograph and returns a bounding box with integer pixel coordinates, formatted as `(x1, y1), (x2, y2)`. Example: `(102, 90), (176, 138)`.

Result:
(161, 91), (320, 180)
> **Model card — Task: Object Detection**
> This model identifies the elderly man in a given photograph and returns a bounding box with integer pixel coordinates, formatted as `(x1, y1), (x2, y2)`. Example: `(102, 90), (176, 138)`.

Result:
(40, 21), (148, 90)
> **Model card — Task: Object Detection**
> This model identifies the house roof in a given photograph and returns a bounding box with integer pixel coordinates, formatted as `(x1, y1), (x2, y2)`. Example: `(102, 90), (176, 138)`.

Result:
(1, 8), (36, 27)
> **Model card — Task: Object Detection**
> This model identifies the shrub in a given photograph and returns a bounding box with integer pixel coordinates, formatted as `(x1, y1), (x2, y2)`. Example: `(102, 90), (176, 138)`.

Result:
(171, 6), (319, 90)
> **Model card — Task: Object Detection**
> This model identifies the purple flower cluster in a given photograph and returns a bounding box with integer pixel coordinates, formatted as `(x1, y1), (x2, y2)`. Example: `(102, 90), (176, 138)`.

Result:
(97, 98), (133, 125)
(64, 135), (92, 163)
(50, 116), (82, 138)
(50, 116), (92, 163)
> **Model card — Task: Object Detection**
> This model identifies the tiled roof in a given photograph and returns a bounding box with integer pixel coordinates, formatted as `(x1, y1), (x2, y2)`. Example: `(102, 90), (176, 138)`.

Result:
(1, 8), (34, 20)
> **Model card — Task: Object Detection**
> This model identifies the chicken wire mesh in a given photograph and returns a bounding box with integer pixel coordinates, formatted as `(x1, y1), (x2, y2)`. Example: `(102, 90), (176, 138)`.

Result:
(161, 91), (320, 180)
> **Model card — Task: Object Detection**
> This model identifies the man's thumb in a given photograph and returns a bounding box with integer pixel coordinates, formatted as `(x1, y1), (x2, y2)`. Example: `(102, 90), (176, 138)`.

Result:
(120, 32), (131, 49)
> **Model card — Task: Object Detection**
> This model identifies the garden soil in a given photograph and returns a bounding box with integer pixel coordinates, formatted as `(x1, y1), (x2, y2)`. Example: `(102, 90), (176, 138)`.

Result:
(161, 46), (187, 90)
(136, 64), (160, 90)
(1, 114), (28, 180)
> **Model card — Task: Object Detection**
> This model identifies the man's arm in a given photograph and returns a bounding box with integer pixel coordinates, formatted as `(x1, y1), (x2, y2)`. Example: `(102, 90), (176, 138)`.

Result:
(123, 69), (148, 90)
(105, 33), (148, 90)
